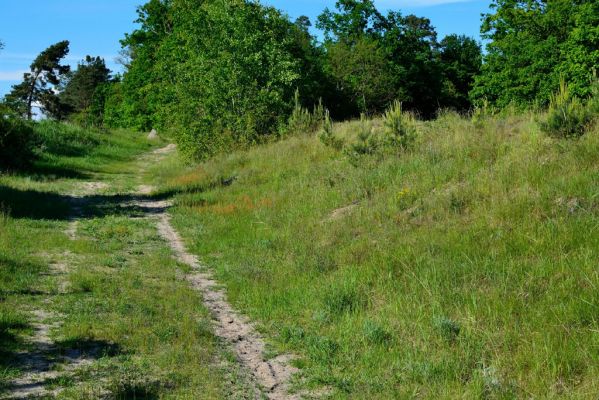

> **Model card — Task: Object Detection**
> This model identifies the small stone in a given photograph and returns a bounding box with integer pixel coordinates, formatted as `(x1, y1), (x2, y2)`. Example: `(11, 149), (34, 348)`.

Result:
(147, 129), (158, 140)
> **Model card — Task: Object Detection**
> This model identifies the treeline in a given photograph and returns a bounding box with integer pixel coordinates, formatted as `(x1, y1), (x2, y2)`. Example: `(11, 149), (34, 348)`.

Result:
(1, 0), (598, 161)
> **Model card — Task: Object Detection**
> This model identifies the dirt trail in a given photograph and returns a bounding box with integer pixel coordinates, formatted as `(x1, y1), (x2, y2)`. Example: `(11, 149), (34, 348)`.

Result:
(155, 213), (300, 399)
(6, 144), (303, 399)
(5, 182), (111, 399)
(137, 145), (303, 399)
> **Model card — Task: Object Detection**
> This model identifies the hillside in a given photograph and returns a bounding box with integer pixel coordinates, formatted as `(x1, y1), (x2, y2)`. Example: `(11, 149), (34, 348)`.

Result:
(149, 111), (599, 398)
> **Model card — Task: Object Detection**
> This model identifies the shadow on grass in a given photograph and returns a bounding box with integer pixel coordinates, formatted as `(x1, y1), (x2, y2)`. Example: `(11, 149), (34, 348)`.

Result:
(0, 313), (28, 386)
(20, 162), (92, 181)
(0, 186), (71, 220)
(0, 176), (232, 222)
(55, 338), (122, 362)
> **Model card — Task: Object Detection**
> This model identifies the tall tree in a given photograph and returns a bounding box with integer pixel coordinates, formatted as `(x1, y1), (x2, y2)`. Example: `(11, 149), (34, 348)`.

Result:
(4, 41), (70, 119)
(438, 34), (482, 111)
(317, 1), (451, 116)
(471, 0), (599, 107)
(61, 56), (111, 113)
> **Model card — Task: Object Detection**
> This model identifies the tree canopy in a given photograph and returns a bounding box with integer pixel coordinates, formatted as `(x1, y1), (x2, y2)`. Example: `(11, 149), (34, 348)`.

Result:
(60, 56), (111, 115)
(471, 0), (599, 107)
(4, 41), (71, 119)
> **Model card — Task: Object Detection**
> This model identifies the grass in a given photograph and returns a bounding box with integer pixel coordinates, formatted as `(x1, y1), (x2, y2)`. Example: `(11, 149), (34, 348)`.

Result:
(153, 111), (599, 398)
(0, 122), (245, 398)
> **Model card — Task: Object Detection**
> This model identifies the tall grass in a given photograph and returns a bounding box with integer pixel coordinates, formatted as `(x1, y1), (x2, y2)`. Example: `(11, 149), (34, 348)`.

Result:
(160, 110), (599, 398)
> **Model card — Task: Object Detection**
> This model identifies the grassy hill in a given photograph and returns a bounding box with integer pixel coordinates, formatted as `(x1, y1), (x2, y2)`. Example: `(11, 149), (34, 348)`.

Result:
(153, 111), (599, 398)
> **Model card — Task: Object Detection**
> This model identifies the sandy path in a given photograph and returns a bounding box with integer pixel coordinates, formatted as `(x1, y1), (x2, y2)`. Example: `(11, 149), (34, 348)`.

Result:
(137, 145), (302, 399)
(155, 213), (299, 399)
(6, 144), (303, 399)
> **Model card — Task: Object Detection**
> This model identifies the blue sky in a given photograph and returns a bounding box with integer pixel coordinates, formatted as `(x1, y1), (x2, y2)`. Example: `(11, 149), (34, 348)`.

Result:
(0, 0), (491, 97)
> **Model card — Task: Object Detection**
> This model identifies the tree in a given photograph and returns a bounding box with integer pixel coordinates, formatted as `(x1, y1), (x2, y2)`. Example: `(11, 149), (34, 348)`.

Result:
(317, 1), (451, 116)
(61, 56), (111, 114)
(326, 37), (394, 114)
(4, 41), (70, 119)
(101, 0), (324, 159)
(438, 35), (482, 111)
(317, 0), (384, 43)
(471, 0), (599, 107)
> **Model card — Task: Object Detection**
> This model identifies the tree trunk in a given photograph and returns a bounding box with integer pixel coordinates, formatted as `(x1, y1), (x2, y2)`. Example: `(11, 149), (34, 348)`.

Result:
(26, 70), (41, 120)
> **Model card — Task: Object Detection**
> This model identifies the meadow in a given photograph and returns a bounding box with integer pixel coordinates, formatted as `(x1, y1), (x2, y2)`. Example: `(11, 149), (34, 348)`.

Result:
(151, 111), (599, 399)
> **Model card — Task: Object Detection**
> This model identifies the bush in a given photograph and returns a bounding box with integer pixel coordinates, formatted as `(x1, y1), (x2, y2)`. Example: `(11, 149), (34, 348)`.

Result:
(383, 100), (417, 150)
(541, 80), (595, 138)
(287, 90), (326, 135)
(319, 110), (343, 150)
(0, 104), (34, 168)
(345, 113), (380, 157)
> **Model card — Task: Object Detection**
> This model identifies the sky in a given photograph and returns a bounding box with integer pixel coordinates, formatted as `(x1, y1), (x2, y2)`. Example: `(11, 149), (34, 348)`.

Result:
(0, 0), (491, 97)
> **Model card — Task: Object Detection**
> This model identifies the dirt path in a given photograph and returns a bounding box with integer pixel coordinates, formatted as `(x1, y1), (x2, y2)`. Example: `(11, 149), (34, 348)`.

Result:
(155, 213), (300, 399)
(6, 144), (303, 399)
(137, 145), (302, 399)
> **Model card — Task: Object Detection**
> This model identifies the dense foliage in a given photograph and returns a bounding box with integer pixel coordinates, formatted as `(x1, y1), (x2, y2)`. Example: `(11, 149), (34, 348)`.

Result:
(97, 0), (482, 159)
(60, 56), (112, 124)
(0, 104), (33, 168)
(1, 0), (597, 164)
(317, 1), (471, 117)
(472, 0), (599, 107)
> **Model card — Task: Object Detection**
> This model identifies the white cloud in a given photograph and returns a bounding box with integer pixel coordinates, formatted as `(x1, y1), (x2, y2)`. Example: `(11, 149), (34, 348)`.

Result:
(0, 70), (26, 81)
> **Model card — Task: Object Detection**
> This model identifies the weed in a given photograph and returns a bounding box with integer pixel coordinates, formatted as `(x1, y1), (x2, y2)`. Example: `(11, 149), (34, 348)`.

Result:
(362, 320), (392, 345)
(323, 282), (365, 316)
(433, 317), (461, 343)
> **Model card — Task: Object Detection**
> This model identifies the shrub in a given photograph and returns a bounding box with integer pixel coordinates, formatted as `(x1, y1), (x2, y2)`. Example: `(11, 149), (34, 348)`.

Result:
(471, 98), (497, 128)
(0, 104), (34, 168)
(287, 90), (327, 135)
(319, 110), (343, 150)
(287, 90), (312, 135)
(383, 100), (417, 150)
(541, 80), (595, 138)
(345, 113), (381, 158)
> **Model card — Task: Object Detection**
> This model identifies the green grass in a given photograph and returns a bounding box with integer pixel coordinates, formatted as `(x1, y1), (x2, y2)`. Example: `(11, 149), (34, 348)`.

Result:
(0, 122), (243, 398)
(155, 111), (599, 398)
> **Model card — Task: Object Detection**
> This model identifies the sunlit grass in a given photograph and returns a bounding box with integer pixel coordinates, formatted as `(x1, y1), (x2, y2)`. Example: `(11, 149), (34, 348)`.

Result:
(161, 111), (599, 398)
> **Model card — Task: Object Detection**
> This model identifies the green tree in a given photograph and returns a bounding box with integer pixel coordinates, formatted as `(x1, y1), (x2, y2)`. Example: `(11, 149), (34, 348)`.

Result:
(326, 37), (394, 114)
(103, 0), (322, 160)
(317, 1), (449, 116)
(438, 34), (482, 111)
(317, 0), (384, 42)
(61, 56), (111, 114)
(4, 41), (71, 119)
(471, 0), (599, 107)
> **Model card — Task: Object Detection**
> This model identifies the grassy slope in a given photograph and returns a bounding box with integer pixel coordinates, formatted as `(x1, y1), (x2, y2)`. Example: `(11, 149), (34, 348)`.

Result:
(155, 112), (599, 398)
(0, 122), (235, 398)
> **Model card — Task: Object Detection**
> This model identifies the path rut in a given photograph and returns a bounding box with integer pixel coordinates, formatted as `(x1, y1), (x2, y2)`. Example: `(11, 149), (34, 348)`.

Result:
(137, 145), (302, 399)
